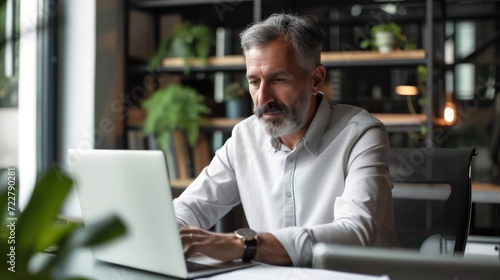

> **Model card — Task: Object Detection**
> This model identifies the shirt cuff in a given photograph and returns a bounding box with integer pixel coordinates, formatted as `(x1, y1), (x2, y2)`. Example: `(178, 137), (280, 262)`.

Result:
(270, 227), (315, 267)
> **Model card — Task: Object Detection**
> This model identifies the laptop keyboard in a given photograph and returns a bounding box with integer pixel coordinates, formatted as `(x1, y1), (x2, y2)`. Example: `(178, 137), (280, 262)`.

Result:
(186, 261), (217, 272)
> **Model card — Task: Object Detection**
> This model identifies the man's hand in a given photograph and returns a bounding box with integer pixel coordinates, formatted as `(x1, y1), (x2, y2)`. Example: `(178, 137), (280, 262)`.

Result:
(179, 226), (293, 265)
(180, 227), (244, 262)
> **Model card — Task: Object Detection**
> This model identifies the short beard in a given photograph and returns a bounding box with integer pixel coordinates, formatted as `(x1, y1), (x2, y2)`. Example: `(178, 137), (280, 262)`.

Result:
(253, 92), (311, 138)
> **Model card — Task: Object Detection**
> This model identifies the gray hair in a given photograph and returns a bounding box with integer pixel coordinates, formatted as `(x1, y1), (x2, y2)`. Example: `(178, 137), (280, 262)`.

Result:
(240, 13), (325, 75)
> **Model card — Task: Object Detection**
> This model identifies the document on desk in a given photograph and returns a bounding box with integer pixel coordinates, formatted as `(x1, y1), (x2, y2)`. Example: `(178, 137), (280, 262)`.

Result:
(196, 264), (390, 280)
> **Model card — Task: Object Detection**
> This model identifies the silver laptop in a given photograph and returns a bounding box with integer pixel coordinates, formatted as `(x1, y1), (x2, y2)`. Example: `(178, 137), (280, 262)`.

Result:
(312, 243), (500, 280)
(68, 149), (256, 279)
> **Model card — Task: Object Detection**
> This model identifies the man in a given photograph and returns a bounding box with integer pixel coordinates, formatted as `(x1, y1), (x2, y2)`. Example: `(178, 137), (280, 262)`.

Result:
(174, 13), (399, 267)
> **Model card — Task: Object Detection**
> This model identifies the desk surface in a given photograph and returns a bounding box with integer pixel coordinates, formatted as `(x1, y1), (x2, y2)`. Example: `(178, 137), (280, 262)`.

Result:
(40, 248), (388, 280)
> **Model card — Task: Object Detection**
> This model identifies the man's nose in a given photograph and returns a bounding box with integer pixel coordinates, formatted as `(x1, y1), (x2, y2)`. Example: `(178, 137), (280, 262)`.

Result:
(256, 80), (274, 105)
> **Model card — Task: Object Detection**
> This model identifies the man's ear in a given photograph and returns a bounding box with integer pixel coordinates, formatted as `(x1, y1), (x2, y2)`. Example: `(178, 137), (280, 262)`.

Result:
(311, 65), (326, 93)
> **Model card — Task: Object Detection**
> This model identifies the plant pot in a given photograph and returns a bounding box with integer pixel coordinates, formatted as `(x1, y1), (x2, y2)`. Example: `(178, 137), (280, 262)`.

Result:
(226, 99), (243, 119)
(375, 31), (396, 54)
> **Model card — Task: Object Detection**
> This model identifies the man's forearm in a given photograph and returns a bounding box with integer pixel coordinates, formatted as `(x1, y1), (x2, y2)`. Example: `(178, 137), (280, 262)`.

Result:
(254, 232), (292, 266)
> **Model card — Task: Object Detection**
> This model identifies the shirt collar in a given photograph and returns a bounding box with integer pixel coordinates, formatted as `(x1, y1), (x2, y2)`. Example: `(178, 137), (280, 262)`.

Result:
(269, 137), (282, 151)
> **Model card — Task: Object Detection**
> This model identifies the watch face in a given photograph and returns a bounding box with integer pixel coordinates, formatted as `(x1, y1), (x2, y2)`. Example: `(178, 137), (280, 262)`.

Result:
(236, 228), (257, 238)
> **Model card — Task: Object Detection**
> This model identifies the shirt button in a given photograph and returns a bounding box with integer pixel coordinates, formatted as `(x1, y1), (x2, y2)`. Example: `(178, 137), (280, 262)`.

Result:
(286, 192), (292, 198)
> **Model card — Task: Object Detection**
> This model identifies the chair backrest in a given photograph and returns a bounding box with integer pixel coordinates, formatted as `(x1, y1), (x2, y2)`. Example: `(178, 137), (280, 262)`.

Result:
(389, 147), (477, 255)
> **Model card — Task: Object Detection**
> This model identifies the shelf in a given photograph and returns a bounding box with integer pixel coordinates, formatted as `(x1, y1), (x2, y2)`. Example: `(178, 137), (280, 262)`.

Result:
(132, 0), (253, 9)
(321, 50), (426, 67)
(393, 182), (500, 203)
(372, 113), (426, 133)
(160, 55), (246, 72)
(471, 182), (500, 204)
(372, 113), (426, 126)
(126, 107), (244, 132)
(394, 182), (500, 204)
(126, 99), (426, 135)
(128, 109), (426, 134)
(200, 117), (245, 132)
(154, 50), (427, 73)
(171, 178), (194, 189)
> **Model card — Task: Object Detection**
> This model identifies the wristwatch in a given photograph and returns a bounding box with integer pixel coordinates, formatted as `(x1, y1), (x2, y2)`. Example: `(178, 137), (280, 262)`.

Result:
(234, 228), (258, 262)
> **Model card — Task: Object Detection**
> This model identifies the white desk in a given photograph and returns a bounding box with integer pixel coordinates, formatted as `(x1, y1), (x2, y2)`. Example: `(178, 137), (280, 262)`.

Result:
(37, 248), (389, 280)
(199, 264), (388, 280)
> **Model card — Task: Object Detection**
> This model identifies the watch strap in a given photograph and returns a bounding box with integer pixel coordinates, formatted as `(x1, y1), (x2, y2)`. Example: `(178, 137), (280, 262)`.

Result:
(242, 238), (257, 262)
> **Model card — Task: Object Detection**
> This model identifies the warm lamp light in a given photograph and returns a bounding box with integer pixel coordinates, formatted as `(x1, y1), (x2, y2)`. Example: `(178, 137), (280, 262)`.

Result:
(395, 84), (419, 115)
(444, 100), (456, 125)
(443, 92), (457, 125)
(395, 85), (418, 96)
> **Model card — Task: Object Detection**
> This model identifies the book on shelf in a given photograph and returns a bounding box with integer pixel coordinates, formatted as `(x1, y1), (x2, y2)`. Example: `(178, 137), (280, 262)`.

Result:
(164, 135), (178, 182)
(193, 133), (211, 175)
(147, 130), (211, 183)
(126, 129), (181, 181)
(126, 107), (213, 185)
(126, 128), (147, 150)
(172, 130), (192, 180)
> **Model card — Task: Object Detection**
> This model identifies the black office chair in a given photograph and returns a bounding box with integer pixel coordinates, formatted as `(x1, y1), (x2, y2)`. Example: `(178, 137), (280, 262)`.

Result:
(489, 93), (500, 184)
(389, 147), (478, 255)
(312, 148), (483, 279)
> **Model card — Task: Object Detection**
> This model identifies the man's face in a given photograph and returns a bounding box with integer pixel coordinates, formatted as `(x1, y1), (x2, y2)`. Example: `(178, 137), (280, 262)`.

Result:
(245, 39), (314, 138)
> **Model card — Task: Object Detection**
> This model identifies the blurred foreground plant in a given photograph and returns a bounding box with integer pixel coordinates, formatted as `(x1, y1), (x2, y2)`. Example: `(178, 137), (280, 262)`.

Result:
(0, 167), (126, 279)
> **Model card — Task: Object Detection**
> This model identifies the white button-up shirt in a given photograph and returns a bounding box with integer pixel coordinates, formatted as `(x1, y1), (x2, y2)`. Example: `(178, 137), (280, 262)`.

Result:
(174, 95), (399, 267)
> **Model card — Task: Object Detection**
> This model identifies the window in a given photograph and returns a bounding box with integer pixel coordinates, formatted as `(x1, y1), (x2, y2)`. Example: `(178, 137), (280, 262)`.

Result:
(0, 0), (19, 204)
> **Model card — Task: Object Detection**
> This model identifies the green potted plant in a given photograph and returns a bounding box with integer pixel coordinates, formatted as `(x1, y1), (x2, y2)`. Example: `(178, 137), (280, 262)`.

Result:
(361, 22), (415, 53)
(223, 78), (248, 119)
(416, 64), (428, 107)
(142, 84), (211, 153)
(149, 22), (213, 74)
(0, 167), (126, 279)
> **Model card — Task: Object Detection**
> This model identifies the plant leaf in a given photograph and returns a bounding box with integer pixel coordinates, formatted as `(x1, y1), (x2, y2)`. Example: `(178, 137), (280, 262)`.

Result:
(16, 167), (73, 265)
(78, 215), (126, 247)
(33, 221), (81, 253)
(0, 190), (9, 240)
(148, 21), (213, 74)
(42, 214), (126, 271)
(142, 84), (210, 151)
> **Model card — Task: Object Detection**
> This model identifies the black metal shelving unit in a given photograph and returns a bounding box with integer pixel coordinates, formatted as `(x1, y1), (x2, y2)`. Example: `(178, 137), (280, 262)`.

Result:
(123, 0), (443, 149)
